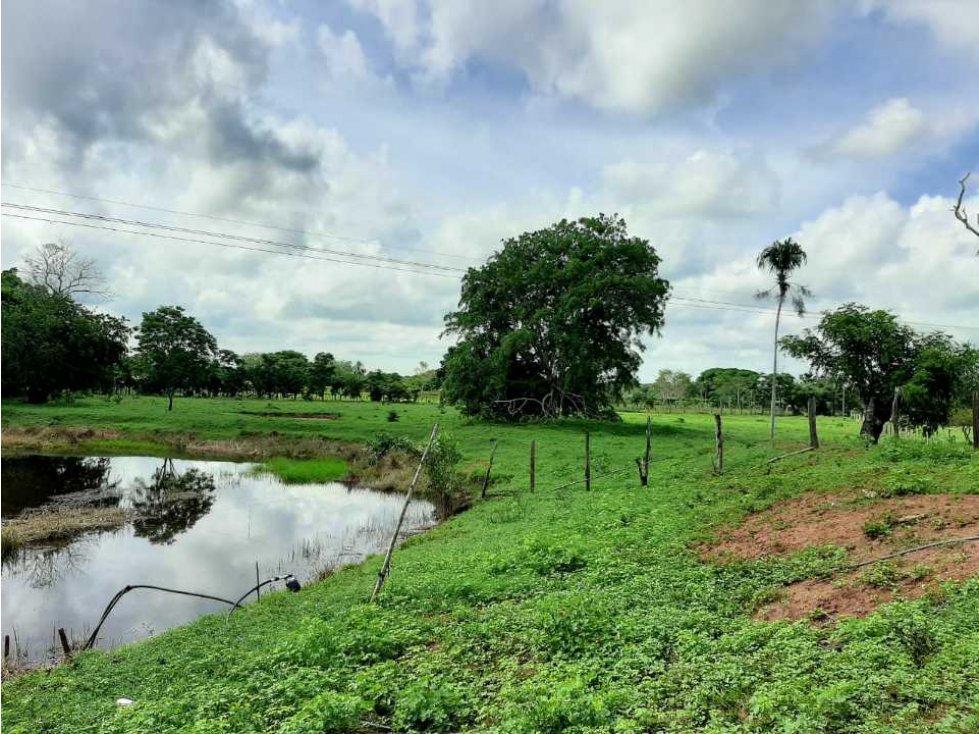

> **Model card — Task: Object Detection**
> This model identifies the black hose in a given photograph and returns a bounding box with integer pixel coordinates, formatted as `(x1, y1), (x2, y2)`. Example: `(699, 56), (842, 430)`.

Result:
(82, 584), (238, 651)
(225, 574), (296, 620)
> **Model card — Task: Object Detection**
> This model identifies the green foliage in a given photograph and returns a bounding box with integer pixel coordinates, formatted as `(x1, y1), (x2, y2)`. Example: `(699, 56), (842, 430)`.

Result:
(365, 431), (419, 465)
(2, 402), (978, 733)
(135, 305), (218, 410)
(783, 303), (974, 442)
(442, 214), (670, 420)
(862, 513), (897, 539)
(1, 268), (129, 403)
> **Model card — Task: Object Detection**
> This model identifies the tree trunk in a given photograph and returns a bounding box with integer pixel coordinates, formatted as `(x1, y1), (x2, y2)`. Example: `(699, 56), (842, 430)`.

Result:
(167, 390), (174, 412)
(860, 396), (890, 443)
(770, 295), (784, 440)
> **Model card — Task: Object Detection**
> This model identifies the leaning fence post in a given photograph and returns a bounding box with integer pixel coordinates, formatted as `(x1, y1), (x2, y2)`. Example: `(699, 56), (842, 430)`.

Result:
(529, 440), (536, 493)
(585, 432), (591, 491)
(713, 414), (723, 474)
(808, 396), (819, 450)
(57, 628), (72, 659)
(480, 441), (498, 498)
(370, 423), (439, 604)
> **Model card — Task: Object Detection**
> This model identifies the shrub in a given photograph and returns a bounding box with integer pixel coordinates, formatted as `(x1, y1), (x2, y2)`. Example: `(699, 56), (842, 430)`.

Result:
(863, 513), (897, 540)
(365, 432), (418, 465)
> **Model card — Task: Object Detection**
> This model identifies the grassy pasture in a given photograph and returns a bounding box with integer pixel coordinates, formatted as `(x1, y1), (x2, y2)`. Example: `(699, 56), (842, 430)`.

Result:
(1, 396), (978, 732)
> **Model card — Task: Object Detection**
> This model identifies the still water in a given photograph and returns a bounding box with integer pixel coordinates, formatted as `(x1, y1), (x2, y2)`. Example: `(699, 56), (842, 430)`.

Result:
(1, 455), (435, 663)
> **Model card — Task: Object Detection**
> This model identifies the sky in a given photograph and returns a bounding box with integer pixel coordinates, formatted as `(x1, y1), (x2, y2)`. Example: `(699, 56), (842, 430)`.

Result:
(2, 0), (978, 381)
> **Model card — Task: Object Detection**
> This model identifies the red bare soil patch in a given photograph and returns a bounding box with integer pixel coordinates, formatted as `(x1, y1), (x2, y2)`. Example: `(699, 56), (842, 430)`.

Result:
(701, 492), (979, 621)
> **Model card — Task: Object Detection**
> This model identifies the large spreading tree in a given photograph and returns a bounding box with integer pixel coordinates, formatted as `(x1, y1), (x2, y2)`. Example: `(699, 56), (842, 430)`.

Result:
(441, 214), (670, 419)
(782, 304), (976, 441)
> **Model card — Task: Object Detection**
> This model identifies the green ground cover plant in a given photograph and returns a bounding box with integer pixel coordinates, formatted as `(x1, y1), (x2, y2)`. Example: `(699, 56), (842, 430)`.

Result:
(2, 397), (978, 732)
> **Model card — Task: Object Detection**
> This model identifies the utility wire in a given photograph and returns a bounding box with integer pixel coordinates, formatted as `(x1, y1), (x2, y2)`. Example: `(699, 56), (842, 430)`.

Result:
(0, 182), (485, 264)
(1, 202), (462, 274)
(4, 201), (976, 331)
(1, 211), (459, 278)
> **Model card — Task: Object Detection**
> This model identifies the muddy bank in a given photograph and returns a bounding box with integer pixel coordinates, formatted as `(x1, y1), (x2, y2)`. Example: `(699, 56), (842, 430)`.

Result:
(1, 425), (361, 461)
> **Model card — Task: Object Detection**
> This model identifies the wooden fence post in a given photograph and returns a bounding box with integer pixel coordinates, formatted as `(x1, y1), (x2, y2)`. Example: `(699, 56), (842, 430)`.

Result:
(480, 441), (498, 498)
(895, 389), (903, 436)
(713, 414), (723, 474)
(973, 391), (978, 451)
(370, 424), (439, 603)
(4, 634), (9, 660)
(57, 628), (72, 659)
(529, 440), (536, 493)
(808, 396), (819, 450)
(584, 432), (591, 491)
(642, 417), (651, 487)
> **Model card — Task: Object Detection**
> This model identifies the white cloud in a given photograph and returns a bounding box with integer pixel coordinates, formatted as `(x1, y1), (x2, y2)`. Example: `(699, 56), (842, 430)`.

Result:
(601, 150), (780, 219)
(350, 0), (835, 115)
(824, 98), (927, 158)
(317, 24), (392, 91)
(861, 0), (979, 53)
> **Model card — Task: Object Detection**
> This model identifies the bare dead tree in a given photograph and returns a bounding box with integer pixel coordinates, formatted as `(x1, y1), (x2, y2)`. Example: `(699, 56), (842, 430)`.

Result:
(23, 239), (109, 298)
(953, 173), (979, 252)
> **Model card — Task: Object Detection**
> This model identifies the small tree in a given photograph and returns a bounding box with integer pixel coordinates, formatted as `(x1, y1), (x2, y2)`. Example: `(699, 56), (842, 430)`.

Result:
(308, 352), (337, 399)
(135, 306), (218, 411)
(756, 238), (810, 439)
(24, 239), (109, 298)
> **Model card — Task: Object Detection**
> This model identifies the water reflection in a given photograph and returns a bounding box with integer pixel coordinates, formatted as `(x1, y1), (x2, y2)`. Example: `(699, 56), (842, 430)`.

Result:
(129, 459), (217, 544)
(1, 456), (435, 664)
(1, 456), (118, 517)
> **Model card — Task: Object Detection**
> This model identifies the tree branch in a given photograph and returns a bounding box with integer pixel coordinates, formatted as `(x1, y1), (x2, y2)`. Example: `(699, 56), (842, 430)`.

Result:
(953, 173), (979, 249)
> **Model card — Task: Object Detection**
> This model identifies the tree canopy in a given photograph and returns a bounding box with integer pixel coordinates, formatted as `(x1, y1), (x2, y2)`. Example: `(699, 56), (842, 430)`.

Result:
(442, 214), (670, 419)
(135, 306), (219, 411)
(1, 269), (129, 403)
(782, 303), (976, 440)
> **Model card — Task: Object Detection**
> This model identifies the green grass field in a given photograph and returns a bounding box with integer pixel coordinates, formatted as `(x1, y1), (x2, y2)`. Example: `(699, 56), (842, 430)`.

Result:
(2, 397), (978, 733)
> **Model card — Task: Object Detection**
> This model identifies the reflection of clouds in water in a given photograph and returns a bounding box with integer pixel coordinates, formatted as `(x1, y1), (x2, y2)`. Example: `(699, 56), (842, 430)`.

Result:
(1, 456), (435, 664)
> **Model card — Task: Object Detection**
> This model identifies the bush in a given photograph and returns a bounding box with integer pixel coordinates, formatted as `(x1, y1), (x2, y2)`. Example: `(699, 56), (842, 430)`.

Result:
(863, 513), (897, 540)
(365, 432), (418, 465)
(423, 434), (467, 513)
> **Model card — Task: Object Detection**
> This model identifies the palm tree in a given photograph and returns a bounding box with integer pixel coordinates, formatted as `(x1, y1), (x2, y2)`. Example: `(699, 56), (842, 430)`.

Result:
(756, 238), (810, 440)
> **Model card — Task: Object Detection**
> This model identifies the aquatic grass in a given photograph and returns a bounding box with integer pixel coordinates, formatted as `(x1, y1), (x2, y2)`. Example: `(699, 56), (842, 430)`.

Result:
(253, 456), (349, 484)
(2, 506), (130, 551)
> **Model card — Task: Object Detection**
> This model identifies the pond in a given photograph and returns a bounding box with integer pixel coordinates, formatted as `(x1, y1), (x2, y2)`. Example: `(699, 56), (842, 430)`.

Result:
(1, 455), (436, 664)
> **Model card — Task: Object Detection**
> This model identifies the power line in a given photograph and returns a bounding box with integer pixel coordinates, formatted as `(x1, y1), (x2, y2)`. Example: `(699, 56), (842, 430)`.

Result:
(4, 202), (976, 332)
(1, 212), (459, 278)
(1, 182), (485, 264)
(1, 202), (464, 275)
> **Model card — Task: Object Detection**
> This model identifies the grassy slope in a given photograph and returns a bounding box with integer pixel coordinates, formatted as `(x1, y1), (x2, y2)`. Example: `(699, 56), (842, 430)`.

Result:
(2, 397), (978, 733)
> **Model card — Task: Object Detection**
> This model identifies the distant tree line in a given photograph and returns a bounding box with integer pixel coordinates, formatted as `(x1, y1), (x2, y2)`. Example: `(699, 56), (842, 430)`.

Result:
(623, 367), (843, 417)
(1, 269), (438, 409)
(623, 306), (977, 443)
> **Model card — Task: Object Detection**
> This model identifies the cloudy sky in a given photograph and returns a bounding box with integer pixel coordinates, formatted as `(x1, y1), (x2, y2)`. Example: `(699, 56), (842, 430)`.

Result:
(2, 0), (978, 380)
